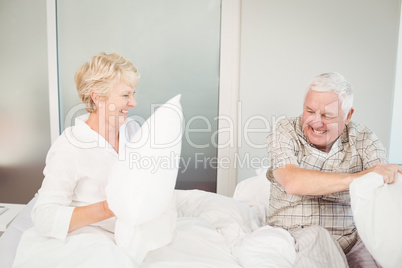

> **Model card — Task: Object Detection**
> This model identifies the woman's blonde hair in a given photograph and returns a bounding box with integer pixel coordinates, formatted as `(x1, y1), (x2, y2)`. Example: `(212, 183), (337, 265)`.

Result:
(75, 52), (140, 112)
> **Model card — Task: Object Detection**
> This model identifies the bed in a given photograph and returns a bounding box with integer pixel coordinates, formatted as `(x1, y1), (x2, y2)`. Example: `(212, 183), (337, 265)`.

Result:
(1, 170), (401, 267)
(0, 168), (296, 268)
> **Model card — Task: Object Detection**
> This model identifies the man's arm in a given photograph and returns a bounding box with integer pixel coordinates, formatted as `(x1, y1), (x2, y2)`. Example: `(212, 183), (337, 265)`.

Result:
(274, 163), (402, 196)
(273, 164), (353, 195)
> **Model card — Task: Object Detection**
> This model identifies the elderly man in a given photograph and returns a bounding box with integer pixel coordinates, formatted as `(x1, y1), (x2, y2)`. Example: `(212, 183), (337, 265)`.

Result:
(266, 73), (402, 268)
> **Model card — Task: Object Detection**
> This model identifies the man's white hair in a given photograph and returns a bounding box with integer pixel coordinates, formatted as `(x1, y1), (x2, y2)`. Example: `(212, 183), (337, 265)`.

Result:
(308, 72), (353, 118)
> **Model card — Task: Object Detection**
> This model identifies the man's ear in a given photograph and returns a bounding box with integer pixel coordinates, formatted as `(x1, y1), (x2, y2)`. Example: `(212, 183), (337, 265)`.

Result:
(345, 108), (354, 125)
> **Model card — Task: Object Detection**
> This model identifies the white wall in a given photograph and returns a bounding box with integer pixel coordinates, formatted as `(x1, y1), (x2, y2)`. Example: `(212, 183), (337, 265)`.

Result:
(389, 7), (402, 165)
(238, 0), (401, 181)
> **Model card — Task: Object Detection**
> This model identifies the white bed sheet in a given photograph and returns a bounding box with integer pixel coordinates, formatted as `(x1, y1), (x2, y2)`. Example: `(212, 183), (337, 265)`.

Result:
(0, 195), (37, 268)
(1, 187), (296, 268)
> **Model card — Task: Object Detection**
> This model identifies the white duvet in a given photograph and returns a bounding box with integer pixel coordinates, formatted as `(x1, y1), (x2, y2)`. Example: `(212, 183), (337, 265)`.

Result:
(13, 189), (295, 268)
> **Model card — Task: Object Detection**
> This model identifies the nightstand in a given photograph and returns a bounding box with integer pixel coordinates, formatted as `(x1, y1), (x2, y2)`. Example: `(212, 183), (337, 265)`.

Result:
(0, 203), (26, 236)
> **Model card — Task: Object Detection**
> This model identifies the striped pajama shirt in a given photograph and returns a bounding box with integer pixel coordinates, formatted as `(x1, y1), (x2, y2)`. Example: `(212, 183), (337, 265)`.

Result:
(266, 117), (387, 267)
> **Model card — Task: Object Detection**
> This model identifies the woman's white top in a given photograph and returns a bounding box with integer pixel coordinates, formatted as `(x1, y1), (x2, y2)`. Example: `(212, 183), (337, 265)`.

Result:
(32, 114), (140, 240)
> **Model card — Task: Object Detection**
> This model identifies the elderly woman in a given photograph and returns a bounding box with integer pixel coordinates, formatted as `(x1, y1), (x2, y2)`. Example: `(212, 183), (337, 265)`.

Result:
(32, 52), (141, 238)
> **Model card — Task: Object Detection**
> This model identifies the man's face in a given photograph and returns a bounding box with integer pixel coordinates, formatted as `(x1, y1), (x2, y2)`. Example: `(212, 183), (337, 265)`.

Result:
(301, 89), (353, 152)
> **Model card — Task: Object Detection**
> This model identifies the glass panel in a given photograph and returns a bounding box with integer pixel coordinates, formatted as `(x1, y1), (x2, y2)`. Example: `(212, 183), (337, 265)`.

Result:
(0, 0), (50, 203)
(56, 0), (221, 192)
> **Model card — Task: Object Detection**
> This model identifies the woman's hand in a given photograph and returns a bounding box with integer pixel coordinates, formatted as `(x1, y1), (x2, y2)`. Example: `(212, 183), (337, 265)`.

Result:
(102, 200), (115, 218)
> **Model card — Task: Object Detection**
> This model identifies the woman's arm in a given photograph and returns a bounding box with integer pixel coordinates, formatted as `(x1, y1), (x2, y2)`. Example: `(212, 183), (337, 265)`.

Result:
(68, 200), (115, 233)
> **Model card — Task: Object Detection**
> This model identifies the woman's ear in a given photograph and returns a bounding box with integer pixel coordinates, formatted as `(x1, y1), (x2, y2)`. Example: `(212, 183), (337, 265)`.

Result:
(90, 91), (98, 103)
(90, 91), (104, 109)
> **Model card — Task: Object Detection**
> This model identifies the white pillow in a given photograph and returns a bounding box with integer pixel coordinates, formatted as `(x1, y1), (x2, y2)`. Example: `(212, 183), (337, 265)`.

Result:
(350, 172), (402, 268)
(105, 94), (183, 264)
(233, 168), (271, 225)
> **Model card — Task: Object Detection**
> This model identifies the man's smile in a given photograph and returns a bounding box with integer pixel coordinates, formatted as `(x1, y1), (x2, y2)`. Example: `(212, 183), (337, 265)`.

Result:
(311, 127), (327, 134)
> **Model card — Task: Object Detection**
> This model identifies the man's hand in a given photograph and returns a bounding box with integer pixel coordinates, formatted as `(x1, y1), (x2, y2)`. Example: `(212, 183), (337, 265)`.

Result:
(360, 163), (402, 184)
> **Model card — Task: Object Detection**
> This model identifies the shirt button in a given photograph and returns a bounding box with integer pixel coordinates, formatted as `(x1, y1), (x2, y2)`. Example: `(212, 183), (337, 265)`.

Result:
(320, 205), (325, 210)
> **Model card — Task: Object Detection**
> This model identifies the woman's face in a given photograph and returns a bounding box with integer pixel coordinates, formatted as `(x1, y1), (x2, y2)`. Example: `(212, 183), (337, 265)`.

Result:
(102, 81), (137, 127)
